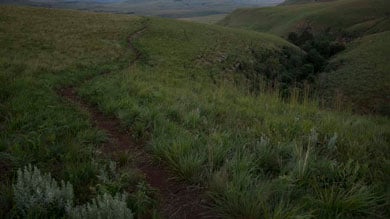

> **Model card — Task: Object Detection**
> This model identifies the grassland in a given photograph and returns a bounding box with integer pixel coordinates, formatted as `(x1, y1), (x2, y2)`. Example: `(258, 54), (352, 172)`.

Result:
(219, 0), (390, 115)
(221, 0), (389, 37)
(1, 5), (389, 219)
(320, 31), (390, 114)
(1, 0), (283, 19)
(178, 14), (227, 24)
(219, 0), (390, 36)
(281, 0), (337, 5)
(0, 6), (157, 217)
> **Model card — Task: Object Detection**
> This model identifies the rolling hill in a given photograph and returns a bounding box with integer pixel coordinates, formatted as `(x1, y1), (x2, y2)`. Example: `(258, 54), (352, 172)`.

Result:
(220, 0), (390, 114)
(320, 31), (390, 114)
(281, 0), (337, 5)
(220, 0), (390, 35)
(0, 4), (389, 219)
(0, 0), (284, 18)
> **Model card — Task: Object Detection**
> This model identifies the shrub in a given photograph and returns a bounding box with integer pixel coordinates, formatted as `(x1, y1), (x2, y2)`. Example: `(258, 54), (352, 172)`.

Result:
(13, 165), (74, 217)
(68, 193), (134, 219)
(288, 32), (299, 45)
(128, 182), (157, 218)
(286, 28), (346, 77)
(307, 183), (382, 218)
(297, 29), (314, 46)
(13, 165), (135, 218)
(306, 49), (327, 72)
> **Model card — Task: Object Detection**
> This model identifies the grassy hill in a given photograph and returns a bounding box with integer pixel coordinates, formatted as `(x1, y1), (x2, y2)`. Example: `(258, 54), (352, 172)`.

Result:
(281, 0), (337, 5)
(0, 0), (283, 18)
(219, 0), (390, 114)
(0, 5), (389, 218)
(320, 31), (390, 114)
(220, 0), (390, 35)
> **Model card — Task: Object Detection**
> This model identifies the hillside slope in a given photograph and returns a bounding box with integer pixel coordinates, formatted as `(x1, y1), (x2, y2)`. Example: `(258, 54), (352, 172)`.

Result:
(220, 0), (390, 35)
(0, 0), (283, 18)
(281, 0), (337, 5)
(0, 5), (389, 218)
(320, 31), (390, 114)
(220, 0), (390, 114)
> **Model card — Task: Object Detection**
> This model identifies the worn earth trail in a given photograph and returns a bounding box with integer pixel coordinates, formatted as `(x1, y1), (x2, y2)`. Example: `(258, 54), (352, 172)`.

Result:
(58, 26), (215, 218)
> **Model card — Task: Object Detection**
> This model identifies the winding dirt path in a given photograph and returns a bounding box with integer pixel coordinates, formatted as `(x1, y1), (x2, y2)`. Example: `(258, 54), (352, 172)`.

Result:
(59, 26), (215, 219)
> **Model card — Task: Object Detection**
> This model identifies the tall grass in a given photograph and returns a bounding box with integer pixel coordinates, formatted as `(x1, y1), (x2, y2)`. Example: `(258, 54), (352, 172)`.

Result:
(1, 6), (388, 218)
(79, 17), (389, 218)
(0, 6), (156, 217)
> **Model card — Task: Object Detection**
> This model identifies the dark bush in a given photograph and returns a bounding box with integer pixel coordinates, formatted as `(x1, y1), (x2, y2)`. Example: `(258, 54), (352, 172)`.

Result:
(286, 27), (346, 76)
(307, 49), (327, 72)
(288, 32), (299, 45)
(297, 29), (314, 46)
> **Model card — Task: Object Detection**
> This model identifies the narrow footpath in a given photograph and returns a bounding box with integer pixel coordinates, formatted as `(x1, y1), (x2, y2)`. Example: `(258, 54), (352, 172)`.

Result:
(59, 25), (216, 219)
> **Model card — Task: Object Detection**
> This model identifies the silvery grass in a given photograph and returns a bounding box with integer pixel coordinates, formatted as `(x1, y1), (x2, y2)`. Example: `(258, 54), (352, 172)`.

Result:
(14, 165), (133, 218)
(69, 193), (133, 219)
(13, 165), (74, 216)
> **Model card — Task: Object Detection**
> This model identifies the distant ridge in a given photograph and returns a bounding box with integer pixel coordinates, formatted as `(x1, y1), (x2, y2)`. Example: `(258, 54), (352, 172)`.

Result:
(281, 0), (336, 5)
(0, 0), (284, 18)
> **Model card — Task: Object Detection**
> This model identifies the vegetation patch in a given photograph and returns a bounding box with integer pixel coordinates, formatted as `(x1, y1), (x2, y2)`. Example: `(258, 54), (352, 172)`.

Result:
(0, 5), (389, 219)
(13, 165), (134, 218)
(0, 6), (156, 217)
(219, 0), (390, 114)
(80, 17), (389, 218)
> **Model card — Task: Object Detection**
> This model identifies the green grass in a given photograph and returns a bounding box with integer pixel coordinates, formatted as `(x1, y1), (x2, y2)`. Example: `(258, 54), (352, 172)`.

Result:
(1, 5), (389, 218)
(320, 31), (390, 114)
(282, 0), (337, 5)
(1, 0), (281, 19)
(219, 0), (390, 115)
(0, 6), (155, 217)
(80, 15), (389, 218)
(219, 0), (390, 36)
(178, 14), (228, 24)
